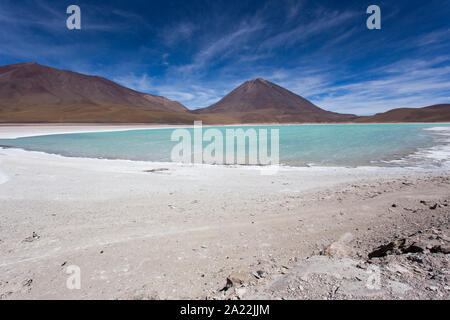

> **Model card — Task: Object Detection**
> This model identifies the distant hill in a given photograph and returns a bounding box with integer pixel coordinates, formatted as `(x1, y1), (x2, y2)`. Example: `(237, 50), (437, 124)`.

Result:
(356, 104), (450, 123)
(0, 63), (448, 124)
(0, 62), (195, 123)
(194, 78), (357, 123)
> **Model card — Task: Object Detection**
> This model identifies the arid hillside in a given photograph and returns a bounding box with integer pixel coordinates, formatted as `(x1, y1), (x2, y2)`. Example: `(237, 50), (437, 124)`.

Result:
(0, 62), (195, 123)
(356, 104), (450, 123)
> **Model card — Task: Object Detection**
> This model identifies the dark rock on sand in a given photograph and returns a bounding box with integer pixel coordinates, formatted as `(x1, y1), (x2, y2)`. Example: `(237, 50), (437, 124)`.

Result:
(430, 245), (450, 254)
(368, 238), (426, 258)
(368, 242), (396, 258)
(23, 232), (40, 243)
(221, 271), (250, 291)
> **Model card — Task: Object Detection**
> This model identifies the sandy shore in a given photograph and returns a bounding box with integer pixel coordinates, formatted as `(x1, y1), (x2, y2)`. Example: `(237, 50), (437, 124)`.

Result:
(0, 124), (192, 139)
(0, 125), (449, 299)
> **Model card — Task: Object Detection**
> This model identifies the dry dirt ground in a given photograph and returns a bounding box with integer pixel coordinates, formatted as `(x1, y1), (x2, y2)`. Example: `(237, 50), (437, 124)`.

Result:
(218, 176), (450, 300)
(0, 148), (448, 300)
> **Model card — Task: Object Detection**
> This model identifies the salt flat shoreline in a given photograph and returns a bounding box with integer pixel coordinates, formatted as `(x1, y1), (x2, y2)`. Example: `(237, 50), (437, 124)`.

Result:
(1, 123), (450, 139)
(0, 125), (449, 299)
(0, 124), (187, 139)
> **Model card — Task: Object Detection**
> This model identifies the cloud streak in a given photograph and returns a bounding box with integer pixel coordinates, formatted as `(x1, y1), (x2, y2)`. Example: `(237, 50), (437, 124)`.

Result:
(0, 0), (448, 113)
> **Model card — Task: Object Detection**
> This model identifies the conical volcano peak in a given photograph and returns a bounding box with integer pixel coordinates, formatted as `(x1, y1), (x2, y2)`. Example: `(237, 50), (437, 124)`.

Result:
(194, 77), (357, 122)
(249, 77), (267, 82)
(198, 77), (320, 114)
(246, 78), (271, 86)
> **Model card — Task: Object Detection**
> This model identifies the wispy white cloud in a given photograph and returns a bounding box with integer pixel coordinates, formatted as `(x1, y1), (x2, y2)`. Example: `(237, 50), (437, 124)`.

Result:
(305, 57), (450, 114)
(113, 51), (450, 113)
(171, 18), (265, 76)
(114, 73), (223, 107)
(0, 0), (448, 115)
(114, 73), (155, 92)
(160, 22), (197, 46)
(285, 0), (303, 21)
(415, 28), (450, 47)
(258, 10), (357, 50)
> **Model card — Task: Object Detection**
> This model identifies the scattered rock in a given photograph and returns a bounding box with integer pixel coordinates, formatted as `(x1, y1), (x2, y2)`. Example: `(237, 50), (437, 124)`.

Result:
(368, 242), (396, 258)
(429, 203), (438, 210)
(321, 242), (349, 258)
(321, 233), (354, 258)
(228, 271), (250, 285)
(143, 168), (169, 173)
(407, 256), (423, 264)
(369, 237), (426, 258)
(253, 270), (266, 279)
(402, 243), (424, 254)
(23, 232), (40, 243)
(22, 279), (33, 287)
(222, 271), (250, 291)
(430, 245), (450, 254)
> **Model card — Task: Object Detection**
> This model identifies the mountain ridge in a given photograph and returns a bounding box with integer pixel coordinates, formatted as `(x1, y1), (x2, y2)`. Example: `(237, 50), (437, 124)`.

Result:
(355, 104), (450, 123)
(0, 62), (195, 123)
(0, 62), (448, 123)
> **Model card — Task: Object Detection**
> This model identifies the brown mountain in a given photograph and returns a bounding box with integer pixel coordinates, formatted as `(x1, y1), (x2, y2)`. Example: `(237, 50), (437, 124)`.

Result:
(1, 63), (448, 124)
(194, 78), (357, 123)
(357, 104), (450, 123)
(0, 62), (195, 123)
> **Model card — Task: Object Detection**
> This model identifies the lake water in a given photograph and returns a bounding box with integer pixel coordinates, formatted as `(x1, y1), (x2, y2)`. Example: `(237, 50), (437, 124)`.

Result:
(0, 124), (449, 167)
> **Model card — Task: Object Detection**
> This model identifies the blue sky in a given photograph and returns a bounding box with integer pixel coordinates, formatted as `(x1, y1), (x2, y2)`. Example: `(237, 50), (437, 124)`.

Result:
(0, 0), (449, 114)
